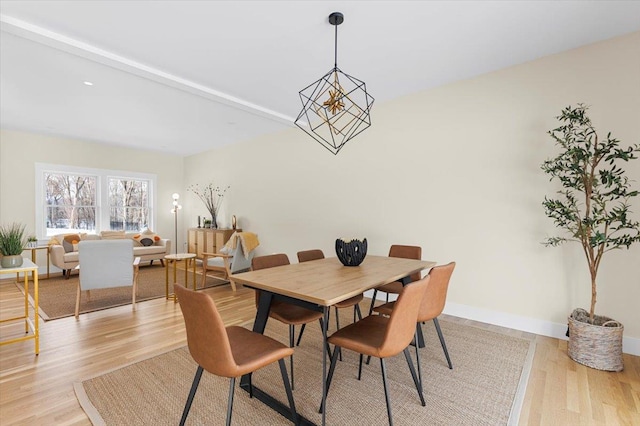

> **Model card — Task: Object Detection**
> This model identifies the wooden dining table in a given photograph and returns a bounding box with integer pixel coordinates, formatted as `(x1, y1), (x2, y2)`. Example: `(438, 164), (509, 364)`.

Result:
(231, 255), (436, 426)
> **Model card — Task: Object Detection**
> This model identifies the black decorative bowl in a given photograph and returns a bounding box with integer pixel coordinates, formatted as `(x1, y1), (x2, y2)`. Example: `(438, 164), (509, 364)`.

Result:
(335, 238), (368, 267)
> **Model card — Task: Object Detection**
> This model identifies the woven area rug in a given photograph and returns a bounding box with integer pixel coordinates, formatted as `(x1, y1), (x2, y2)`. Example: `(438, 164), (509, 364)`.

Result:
(16, 263), (229, 320)
(74, 315), (535, 425)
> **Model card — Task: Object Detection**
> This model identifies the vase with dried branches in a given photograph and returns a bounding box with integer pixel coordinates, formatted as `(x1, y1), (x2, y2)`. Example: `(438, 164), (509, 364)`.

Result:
(188, 183), (230, 229)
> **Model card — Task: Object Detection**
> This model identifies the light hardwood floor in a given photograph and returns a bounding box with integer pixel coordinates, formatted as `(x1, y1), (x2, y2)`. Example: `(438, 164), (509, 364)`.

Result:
(0, 278), (638, 425)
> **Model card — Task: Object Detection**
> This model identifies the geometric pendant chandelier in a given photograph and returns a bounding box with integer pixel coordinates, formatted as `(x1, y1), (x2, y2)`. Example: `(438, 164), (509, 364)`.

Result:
(295, 12), (375, 155)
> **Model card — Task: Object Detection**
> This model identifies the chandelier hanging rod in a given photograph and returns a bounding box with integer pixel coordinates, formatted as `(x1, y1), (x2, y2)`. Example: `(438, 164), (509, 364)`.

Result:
(329, 12), (344, 68)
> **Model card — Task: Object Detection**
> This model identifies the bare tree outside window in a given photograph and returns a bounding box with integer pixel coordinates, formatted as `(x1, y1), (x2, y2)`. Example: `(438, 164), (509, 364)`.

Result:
(109, 178), (150, 231)
(44, 173), (97, 234)
(38, 165), (156, 238)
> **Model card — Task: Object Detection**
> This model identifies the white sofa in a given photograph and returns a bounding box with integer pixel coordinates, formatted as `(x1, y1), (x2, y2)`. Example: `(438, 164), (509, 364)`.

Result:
(49, 232), (171, 277)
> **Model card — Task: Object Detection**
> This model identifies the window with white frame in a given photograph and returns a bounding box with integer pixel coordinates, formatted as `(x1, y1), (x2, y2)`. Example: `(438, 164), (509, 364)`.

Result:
(108, 178), (150, 231)
(44, 172), (97, 233)
(35, 163), (156, 238)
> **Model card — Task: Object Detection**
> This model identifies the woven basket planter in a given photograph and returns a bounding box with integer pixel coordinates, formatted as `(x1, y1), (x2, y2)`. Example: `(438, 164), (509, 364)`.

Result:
(567, 308), (624, 372)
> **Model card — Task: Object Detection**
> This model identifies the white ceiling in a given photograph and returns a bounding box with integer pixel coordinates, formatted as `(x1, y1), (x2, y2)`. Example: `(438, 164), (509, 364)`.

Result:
(1, 1), (640, 156)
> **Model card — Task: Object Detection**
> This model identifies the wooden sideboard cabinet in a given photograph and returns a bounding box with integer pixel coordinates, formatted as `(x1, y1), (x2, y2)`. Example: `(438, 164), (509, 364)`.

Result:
(187, 228), (240, 259)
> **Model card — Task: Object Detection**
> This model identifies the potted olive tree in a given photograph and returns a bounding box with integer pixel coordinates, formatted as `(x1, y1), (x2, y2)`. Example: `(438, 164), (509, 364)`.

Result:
(0, 223), (27, 268)
(542, 104), (640, 371)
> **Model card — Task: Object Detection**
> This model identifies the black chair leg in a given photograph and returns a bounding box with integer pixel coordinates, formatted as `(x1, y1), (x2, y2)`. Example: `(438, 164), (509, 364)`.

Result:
(318, 318), (332, 358)
(226, 377), (236, 426)
(278, 359), (299, 425)
(334, 307), (343, 361)
(295, 323), (306, 346)
(380, 358), (394, 426)
(403, 348), (426, 406)
(433, 318), (453, 369)
(414, 330), (423, 394)
(289, 324), (295, 390)
(319, 346), (341, 414)
(355, 303), (363, 321)
(180, 366), (203, 426)
(358, 353), (364, 380)
(368, 289), (379, 315)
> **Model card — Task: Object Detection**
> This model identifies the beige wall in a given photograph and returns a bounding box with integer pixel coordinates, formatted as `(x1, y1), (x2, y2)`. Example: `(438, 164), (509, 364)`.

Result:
(184, 32), (640, 344)
(1, 32), (637, 349)
(0, 130), (185, 262)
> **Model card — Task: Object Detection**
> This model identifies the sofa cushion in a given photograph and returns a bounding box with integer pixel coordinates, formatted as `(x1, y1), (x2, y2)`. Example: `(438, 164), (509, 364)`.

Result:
(206, 257), (228, 267)
(63, 251), (79, 262)
(63, 234), (81, 253)
(133, 245), (166, 256)
(100, 230), (126, 240)
(81, 233), (101, 241)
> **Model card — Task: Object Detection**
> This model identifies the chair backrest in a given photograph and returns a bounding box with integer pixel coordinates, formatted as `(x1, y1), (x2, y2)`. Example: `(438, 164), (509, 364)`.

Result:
(418, 262), (456, 322)
(297, 249), (325, 263)
(379, 275), (431, 358)
(174, 284), (238, 377)
(252, 253), (290, 271)
(78, 239), (134, 290)
(251, 254), (290, 306)
(389, 244), (422, 283)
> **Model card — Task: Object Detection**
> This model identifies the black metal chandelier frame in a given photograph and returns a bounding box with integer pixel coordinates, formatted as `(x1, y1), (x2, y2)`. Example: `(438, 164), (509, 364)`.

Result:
(295, 12), (374, 155)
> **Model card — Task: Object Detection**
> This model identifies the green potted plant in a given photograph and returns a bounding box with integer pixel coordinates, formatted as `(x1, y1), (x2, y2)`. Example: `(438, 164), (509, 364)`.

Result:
(27, 236), (38, 248)
(541, 104), (640, 371)
(0, 223), (27, 268)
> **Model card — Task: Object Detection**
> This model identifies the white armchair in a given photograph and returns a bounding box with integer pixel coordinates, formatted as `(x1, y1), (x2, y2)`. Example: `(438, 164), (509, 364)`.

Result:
(76, 239), (140, 318)
(201, 233), (258, 291)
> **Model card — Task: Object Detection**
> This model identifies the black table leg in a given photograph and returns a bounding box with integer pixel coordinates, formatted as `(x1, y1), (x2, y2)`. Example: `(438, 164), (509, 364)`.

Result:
(321, 306), (329, 426)
(239, 290), (317, 425)
(240, 291), (273, 388)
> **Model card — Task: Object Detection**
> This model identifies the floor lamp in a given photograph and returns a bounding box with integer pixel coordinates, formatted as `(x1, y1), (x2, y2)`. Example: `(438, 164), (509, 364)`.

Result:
(171, 193), (181, 255)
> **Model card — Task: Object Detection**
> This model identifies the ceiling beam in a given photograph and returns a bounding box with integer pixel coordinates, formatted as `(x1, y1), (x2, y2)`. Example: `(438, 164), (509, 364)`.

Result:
(0, 14), (296, 126)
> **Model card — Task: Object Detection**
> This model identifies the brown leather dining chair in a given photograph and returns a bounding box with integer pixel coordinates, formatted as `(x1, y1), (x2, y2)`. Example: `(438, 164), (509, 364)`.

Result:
(368, 244), (422, 315)
(174, 284), (297, 426)
(297, 249), (363, 332)
(252, 253), (325, 390)
(374, 262), (456, 389)
(321, 275), (431, 426)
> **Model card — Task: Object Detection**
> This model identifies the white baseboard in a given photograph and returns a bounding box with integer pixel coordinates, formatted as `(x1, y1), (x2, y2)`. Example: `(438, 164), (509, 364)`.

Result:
(443, 302), (640, 356)
(364, 290), (640, 356)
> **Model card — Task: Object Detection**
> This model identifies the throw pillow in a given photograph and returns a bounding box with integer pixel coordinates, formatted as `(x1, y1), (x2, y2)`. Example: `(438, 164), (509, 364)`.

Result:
(130, 234), (143, 247)
(134, 229), (161, 247)
(48, 236), (62, 246)
(62, 234), (81, 253)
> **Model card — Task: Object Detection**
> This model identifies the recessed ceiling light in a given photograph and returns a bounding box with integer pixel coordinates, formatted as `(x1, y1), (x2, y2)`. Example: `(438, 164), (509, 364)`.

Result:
(83, 81), (94, 86)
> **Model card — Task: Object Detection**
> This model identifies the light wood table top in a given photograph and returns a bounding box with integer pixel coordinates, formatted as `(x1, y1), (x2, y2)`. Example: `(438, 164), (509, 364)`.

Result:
(232, 255), (436, 307)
